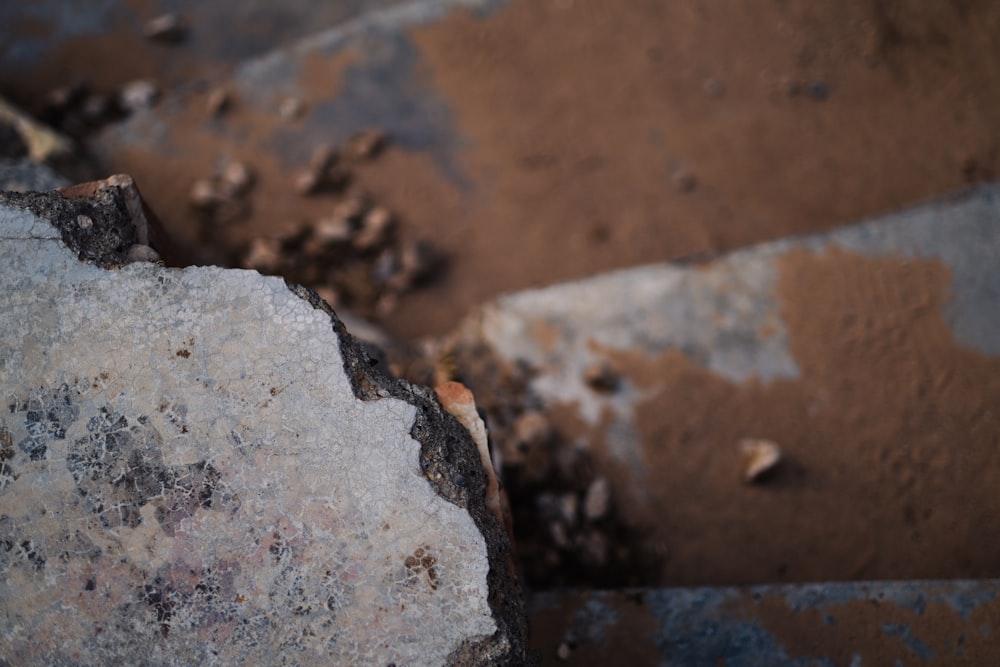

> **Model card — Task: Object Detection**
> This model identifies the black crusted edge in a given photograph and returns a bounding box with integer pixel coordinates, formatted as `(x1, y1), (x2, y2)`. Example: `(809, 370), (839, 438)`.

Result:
(0, 189), (138, 267)
(284, 282), (528, 666)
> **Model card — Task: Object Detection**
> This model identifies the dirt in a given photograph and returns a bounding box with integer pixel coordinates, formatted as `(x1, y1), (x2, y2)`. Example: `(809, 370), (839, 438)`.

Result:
(4, 0), (1000, 605)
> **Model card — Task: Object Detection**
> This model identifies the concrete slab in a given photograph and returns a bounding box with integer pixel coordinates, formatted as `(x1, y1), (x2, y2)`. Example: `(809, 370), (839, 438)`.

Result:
(461, 184), (1000, 482)
(0, 185), (525, 665)
(527, 580), (1000, 666)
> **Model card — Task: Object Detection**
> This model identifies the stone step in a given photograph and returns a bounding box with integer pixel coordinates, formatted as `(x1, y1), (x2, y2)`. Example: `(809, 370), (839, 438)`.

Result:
(527, 580), (1000, 666)
(449, 184), (1000, 587)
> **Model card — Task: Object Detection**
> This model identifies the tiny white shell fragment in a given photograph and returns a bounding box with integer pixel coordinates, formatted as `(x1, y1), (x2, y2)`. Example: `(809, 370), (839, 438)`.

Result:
(739, 438), (782, 482)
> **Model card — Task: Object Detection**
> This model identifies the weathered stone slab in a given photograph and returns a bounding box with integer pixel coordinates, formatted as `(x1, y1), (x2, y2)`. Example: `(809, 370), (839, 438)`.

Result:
(0, 185), (524, 665)
(528, 580), (1000, 665)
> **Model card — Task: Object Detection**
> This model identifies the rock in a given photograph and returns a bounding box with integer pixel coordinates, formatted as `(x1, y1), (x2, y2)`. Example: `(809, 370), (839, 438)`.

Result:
(582, 477), (611, 522)
(206, 88), (231, 117)
(0, 187), (525, 665)
(739, 438), (782, 483)
(119, 80), (160, 112)
(144, 13), (187, 43)
(278, 97), (304, 121)
(345, 129), (387, 161)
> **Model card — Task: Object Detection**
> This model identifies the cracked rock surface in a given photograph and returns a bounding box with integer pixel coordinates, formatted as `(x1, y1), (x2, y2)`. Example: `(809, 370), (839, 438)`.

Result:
(0, 188), (524, 665)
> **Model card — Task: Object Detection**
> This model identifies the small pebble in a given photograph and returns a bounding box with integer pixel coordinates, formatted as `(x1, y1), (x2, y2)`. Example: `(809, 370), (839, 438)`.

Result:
(584, 360), (620, 392)
(583, 477), (611, 522)
(294, 170), (322, 196)
(220, 160), (253, 197)
(206, 88), (231, 116)
(80, 94), (112, 122)
(312, 217), (354, 244)
(556, 642), (572, 661)
(241, 238), (282, 274)
(278, 97), (304, 121)
(126, 244), (161, 263)
(144, 14), (187, 43)
(309, 144), (338, 172)
(119, 80), (159, 112)
(346, 129), (386, 160)
(354, 206), (394, 250)
(514, 410), (553, 449)
(739, 438), (783, 482)
(189, 179), (222, 208)
(76, 215), (93, 229)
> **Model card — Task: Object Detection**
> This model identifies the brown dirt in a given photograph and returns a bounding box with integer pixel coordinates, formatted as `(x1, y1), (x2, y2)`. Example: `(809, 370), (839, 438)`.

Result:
(367, 0), (1000, 339)
(563, 248), (1000, 586)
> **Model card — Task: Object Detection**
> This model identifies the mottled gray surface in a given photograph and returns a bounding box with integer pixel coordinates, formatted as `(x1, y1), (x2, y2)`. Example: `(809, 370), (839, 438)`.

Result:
(0, 191), (524, 665)
(528, 580), (1000, 666)
(459, 184), (1000, 494)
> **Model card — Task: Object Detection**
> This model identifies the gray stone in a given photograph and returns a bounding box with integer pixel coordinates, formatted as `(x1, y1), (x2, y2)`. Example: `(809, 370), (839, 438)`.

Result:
(456, 184), (1000, 494)
(0, 188), (524, 665)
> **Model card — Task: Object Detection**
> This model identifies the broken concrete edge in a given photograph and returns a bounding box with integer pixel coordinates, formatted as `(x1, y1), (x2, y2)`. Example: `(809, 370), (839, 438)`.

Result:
(286, 282), (528, 665)
(0, 185), (527, 664)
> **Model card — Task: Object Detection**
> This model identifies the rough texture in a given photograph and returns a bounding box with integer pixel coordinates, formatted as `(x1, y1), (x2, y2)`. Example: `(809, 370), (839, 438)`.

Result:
(455, 185), (1000, 587)
(0, 190), (524, 665)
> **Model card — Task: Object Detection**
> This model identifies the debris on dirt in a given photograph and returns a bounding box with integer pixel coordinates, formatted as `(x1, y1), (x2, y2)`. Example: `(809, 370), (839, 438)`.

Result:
(206, 88), (231, 117)
(119, 80), (159, 113)
(391, 338), (653, 588)
(144, 14), (188, 44)
(295, 144), (341, 195)
(235, 130), (443, 320)
(220, 159), (254, 198)
(739, 438), (783, 483)
(671, 168), (697, 193)
(345, 129), (386, 161)
(278, 97), (304, 122)
(584, 360), (620, 393)
(583, 477), (611, 522)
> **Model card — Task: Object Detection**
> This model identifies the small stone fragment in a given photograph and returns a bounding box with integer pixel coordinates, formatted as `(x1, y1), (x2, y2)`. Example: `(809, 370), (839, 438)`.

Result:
(119, 80), (159, 112)
(220, 160), (253, 198)
(740, 438), (782, 482)
(294, 145), (339, 195)
(80, 93), (112, 122)
(278, 97), (304, 121)
(584, 360), (619, 392)
(126, 244), (161, 263)
(556, 642), (572, 661)
(513, 410), (552, 450)
(582, 477), (611, 522)
(206, 88), (231, 116)
(312, 217), (354, 244)
(372, 248), (400, 286)
(346, 129), (386, 160)
(76, 215), (93, 230)
(241, 238), (282, 274)
(144, 13), (187, 43)
(189, 179), (223, 209)
(294, 170), (322, 195)
(354, 206), (393, 250)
